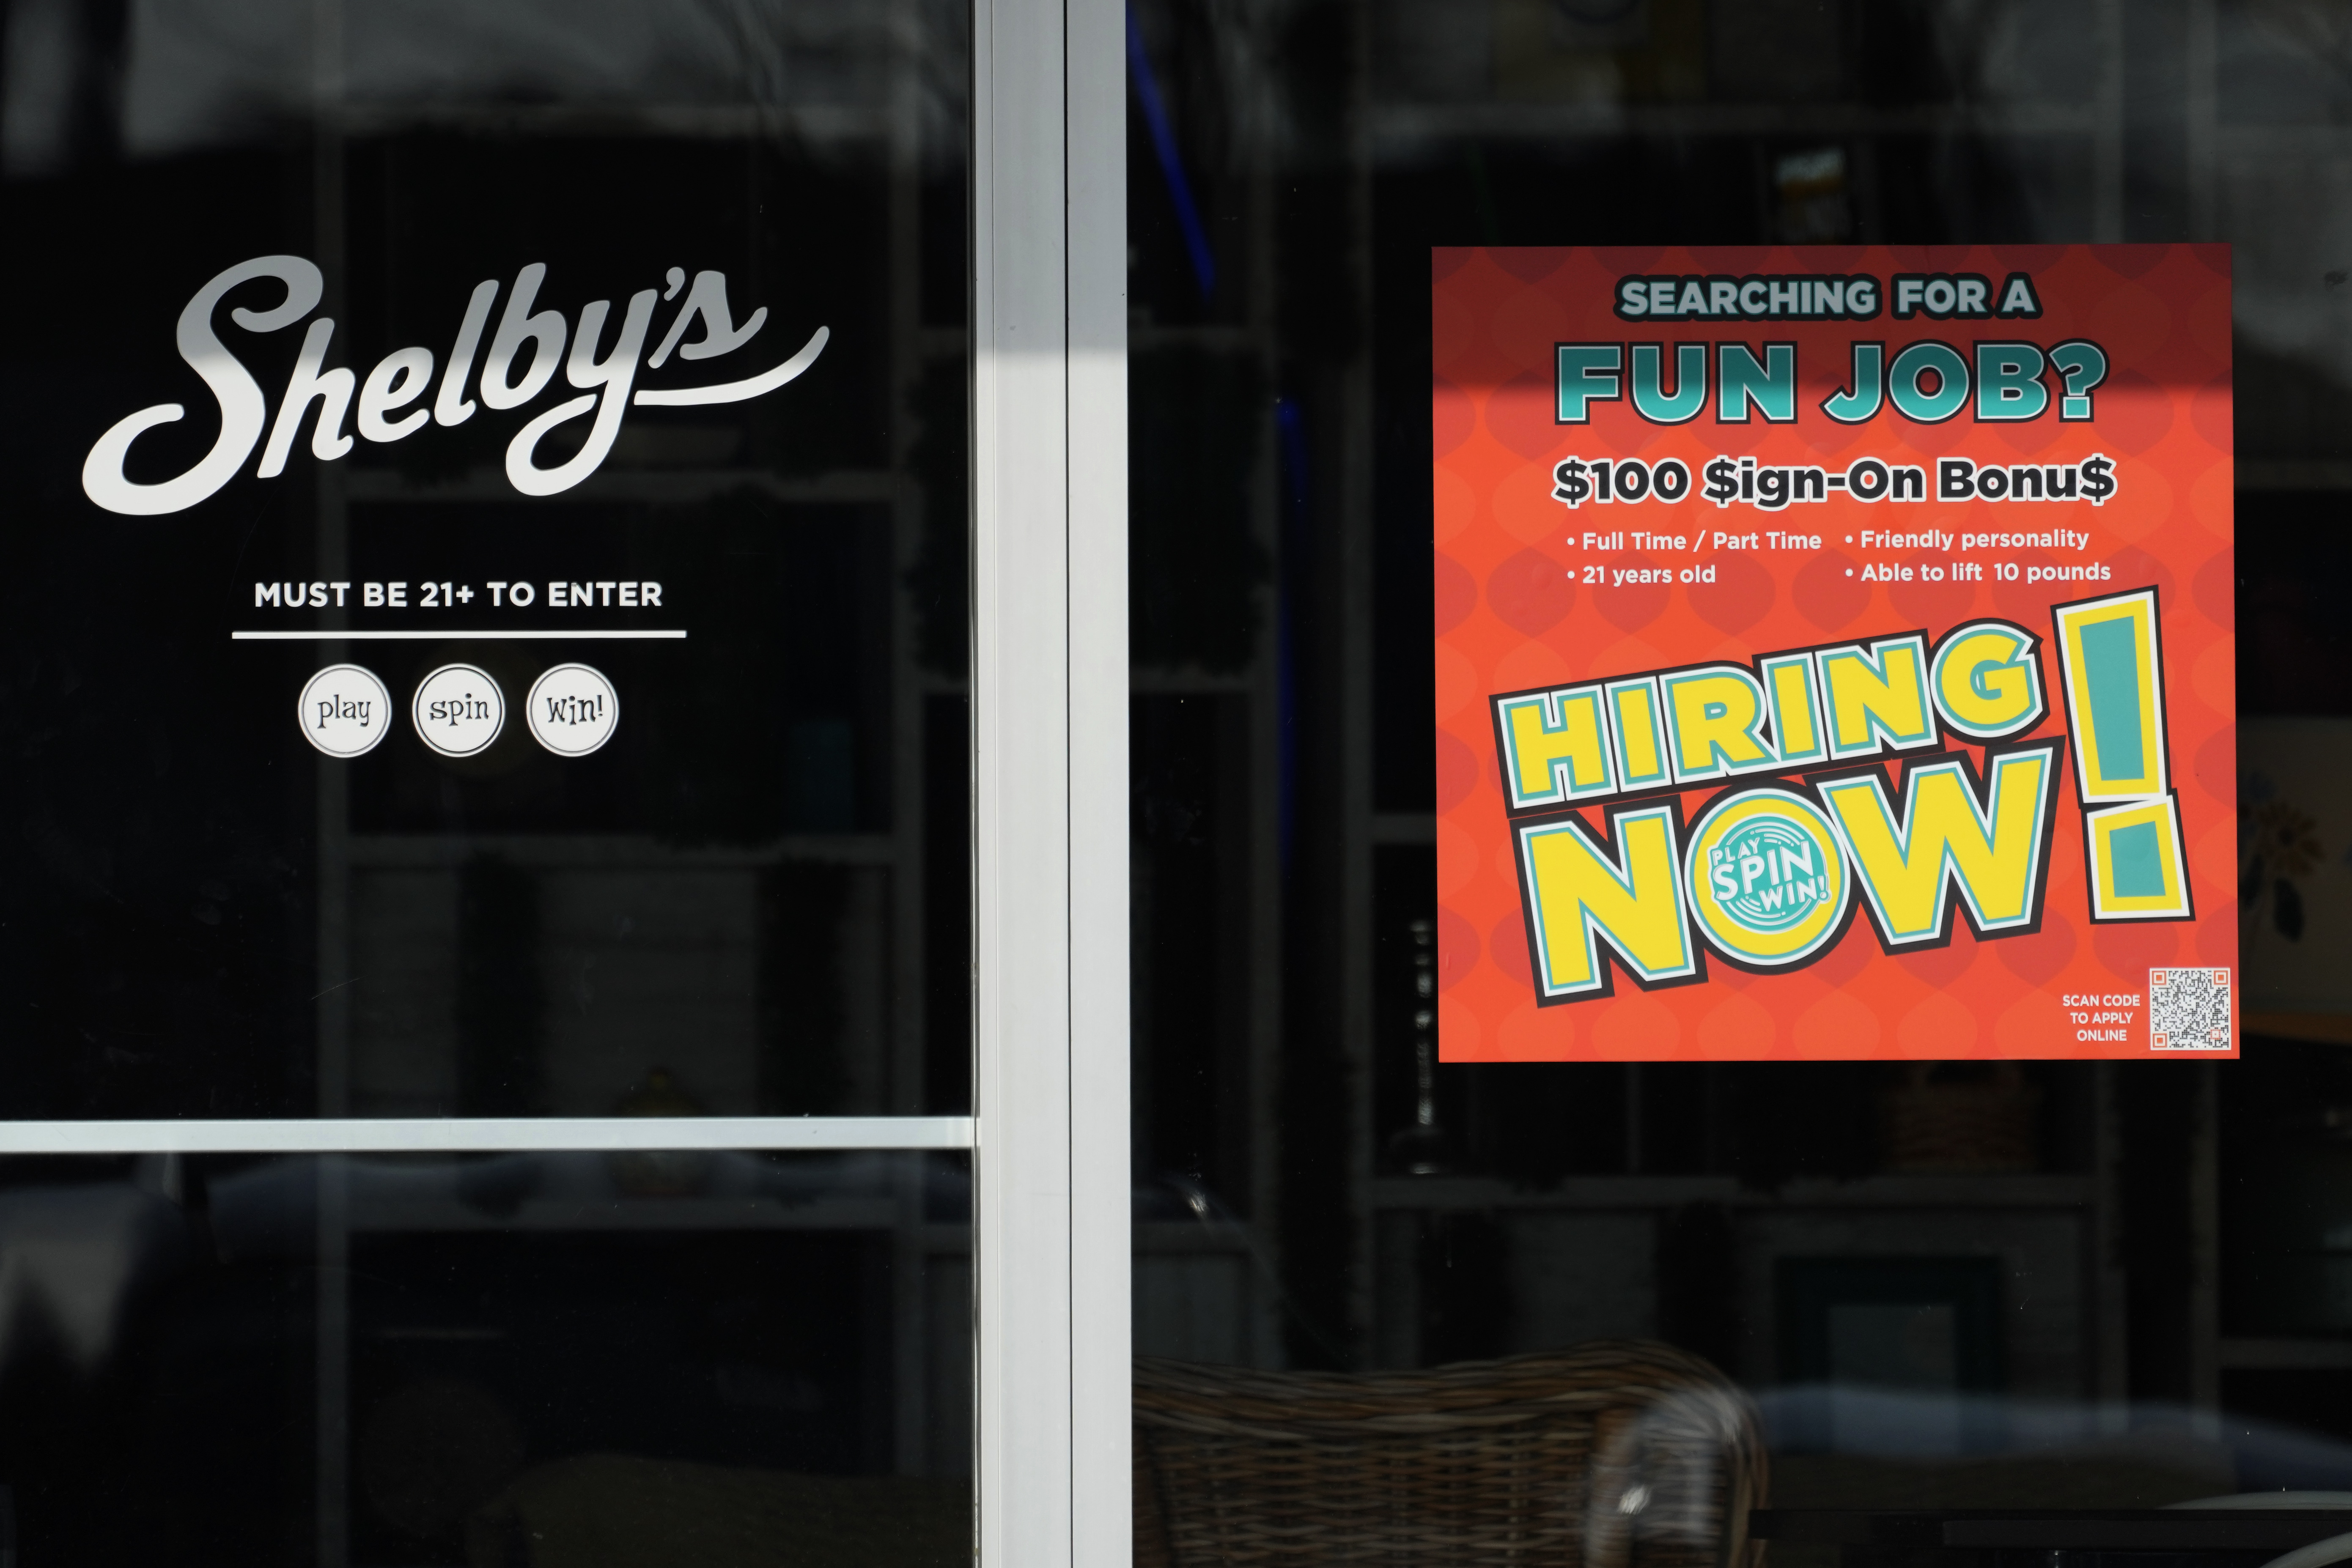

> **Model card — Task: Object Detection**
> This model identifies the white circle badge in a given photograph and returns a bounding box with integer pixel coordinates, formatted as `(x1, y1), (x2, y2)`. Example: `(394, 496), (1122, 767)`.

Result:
(410, 663), (505, 758)
(297, 664), (392, 758)
(525, 663), (620, 757)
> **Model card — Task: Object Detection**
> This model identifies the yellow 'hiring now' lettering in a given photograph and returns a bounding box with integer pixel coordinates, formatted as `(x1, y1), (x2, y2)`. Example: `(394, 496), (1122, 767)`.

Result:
(1663, 666), (1776, 784)
(1606, 677), (1670, 790)
(1931, 622), (2046, 740)
(1820, 747), (2058, 946)
(1762, 652), (1825, 764)
(1818, 634), (1937, 760)
(1518, 803), (1698, 998)
(1490, 619), (2042, 816)
(1497, 686), (1614, 810)
(1682, 787), (1851, 967)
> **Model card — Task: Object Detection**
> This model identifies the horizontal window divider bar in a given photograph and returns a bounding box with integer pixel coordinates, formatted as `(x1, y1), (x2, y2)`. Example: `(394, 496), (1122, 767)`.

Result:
(231, 629), (687, 641)
(0, 1116), (973, 1155)
(329, 102), (894, 143)
(342, 831), (903, 869)
(1371, 101), (2100, 145)
(341, 468), (917, 505)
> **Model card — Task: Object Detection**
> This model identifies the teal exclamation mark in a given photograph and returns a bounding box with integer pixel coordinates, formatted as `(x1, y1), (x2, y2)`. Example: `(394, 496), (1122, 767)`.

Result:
(2077, 618), (2146, 784)
(2105, 820), (2167, 898)
(2053, 590), (2191, 922)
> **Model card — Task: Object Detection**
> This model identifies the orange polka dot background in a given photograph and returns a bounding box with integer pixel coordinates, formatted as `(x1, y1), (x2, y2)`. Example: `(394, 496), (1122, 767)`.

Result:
(1434, 244), (2236, 1062)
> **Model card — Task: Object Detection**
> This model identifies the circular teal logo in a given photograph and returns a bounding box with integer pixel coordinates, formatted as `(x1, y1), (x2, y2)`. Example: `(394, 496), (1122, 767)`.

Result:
(1706, 813), (1833, 935)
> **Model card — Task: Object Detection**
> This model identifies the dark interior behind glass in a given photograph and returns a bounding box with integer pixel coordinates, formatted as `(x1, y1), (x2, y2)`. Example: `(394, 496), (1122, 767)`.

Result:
(0, 0), (971, 1122)
(0, 3), (974, 1562)
(1126, 0), (2352, 1550)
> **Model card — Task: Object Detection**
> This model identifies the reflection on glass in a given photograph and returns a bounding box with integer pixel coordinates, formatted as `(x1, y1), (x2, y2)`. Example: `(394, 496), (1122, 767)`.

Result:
(1135, 1340), (1766, 1566)
(0, 0), (972, 1121)
(1128, 0), (2352, 1555)
(0, 1152), (970, 1566)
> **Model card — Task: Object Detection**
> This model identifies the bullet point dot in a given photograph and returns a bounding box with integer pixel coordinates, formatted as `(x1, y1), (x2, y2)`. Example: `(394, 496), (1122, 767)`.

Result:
(1845, 535), (1853, 543)
(1845, 568), (1854, 577)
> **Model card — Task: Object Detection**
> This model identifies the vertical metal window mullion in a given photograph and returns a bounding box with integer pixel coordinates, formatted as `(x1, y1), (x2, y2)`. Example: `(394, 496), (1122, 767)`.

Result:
(1067, 0), (1133, 1556)
(971, 0), (1129, 1561)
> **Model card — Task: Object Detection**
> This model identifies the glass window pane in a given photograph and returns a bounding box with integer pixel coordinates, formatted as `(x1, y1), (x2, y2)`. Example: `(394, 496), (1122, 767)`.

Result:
(1128, 0), (2352, 1555)
(0, 0), (971, 1121)
(0, 1149), (969, 1564)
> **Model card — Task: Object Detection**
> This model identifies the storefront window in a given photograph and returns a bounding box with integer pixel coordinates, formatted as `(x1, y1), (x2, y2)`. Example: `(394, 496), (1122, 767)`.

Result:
(1128, 1), (2352, 1560)
(0, 2), (977, 1561)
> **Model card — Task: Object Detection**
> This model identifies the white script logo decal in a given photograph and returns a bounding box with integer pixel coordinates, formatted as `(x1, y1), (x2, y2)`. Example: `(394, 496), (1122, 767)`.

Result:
(82, 256), (829, 515)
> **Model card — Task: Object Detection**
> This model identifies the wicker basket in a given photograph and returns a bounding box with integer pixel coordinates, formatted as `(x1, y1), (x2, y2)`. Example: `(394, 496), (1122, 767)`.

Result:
(1134, 1339), (1767, 1568)
(1877, 1062), (2042, 1173)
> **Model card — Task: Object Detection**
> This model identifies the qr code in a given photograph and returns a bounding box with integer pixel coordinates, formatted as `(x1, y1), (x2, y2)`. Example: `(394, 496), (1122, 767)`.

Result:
(2149, 967), (2232, 1051)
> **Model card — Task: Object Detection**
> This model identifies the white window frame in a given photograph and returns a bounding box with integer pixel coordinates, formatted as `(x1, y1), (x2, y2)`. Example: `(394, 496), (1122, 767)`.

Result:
(0, 0), (1130, 1560)
(972, 0), (1131, 1563)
